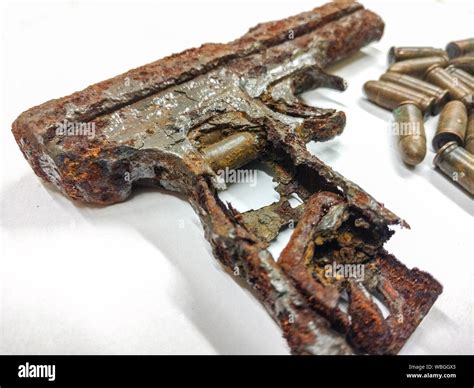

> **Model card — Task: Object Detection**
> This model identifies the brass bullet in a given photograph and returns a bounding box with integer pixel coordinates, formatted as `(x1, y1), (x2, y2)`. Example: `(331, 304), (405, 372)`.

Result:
(201, 131), (262, 172)
(433, 141), (474, 195)
(432, 101), (468, 151)
(388, 47), (447, 64)
(393, 103), (426, 166)
(380, 72), (448, 114)
(465, 110), (474, 154)
(449, 56), (474, 75)
(425, 65), (474, 109)
(364, 80), (435, 114)
(445, 65), (474, 90)
(446, 38), (474, 59)
(388, 56), (448, 77)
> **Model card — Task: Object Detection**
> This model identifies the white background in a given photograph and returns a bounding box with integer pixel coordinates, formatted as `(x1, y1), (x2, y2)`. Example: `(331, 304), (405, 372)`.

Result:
(1, 0), (473, 355)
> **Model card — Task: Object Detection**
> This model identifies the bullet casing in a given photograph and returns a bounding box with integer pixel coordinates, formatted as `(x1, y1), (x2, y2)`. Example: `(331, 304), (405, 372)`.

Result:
(434, 141), (474, 195)
(364, 80), (435, 114)
(446, 39), (474, 59)
(380, 72), (448, 114)
(425, 65), (474, 109)
(388, 47), (447, 64)
(445, 65), (474, 90)
(393, 103), (427, 166)
(465, 111), (474, 154)
(202, 131), (262, 171)
(388, 56), (448, 76)
(433, 100), (468, 151)
(449, 56), (474, 75)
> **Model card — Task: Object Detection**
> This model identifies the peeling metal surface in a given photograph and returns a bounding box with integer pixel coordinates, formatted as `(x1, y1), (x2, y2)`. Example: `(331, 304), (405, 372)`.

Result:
(12, 2), (441, 355)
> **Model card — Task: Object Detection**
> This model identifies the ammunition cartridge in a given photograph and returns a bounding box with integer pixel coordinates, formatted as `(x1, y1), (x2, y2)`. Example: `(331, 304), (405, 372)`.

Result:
(465, 110), (474, 154)
(364, 80), (435, 114)
(445, 65), (474, 90)
(446, 38), (474, 59)
(380, 72), (448, 114)
(201, 131), (262, 172)
(433, 141), (474, 195)
(393, 103), (426, 166)
(388, 47), (447, 64)
(425, 65), (474, 109)
(449, 56), (474, 75)
(433, 101), (468, 151)
(388, 56), (448, 76)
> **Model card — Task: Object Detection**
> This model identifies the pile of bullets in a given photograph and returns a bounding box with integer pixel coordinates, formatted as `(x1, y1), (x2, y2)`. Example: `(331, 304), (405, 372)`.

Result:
(364, 39), (474, 195)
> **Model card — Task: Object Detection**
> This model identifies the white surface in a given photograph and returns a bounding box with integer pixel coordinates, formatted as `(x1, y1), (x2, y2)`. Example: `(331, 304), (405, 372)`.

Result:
(1, 0), (473, 355)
